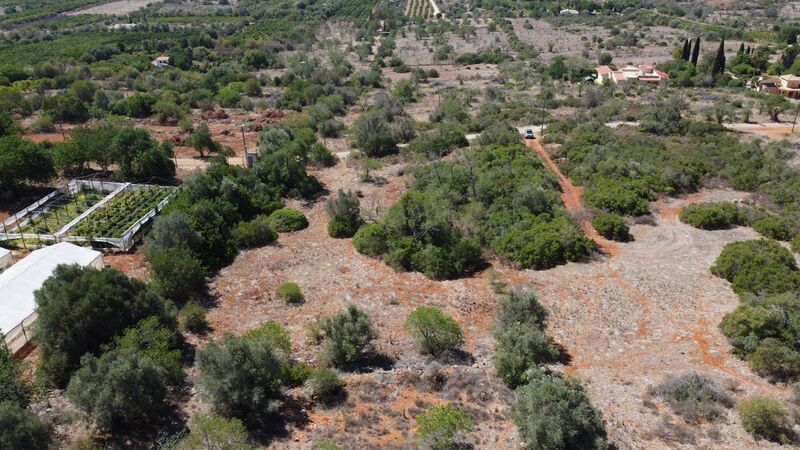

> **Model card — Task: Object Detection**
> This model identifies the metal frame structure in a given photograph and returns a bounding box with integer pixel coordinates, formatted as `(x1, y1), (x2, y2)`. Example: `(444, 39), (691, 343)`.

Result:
(0, 179), (178, 251)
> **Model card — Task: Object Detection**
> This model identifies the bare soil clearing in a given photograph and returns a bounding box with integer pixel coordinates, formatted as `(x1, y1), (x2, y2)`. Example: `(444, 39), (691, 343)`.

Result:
(196, 138), (795, 448)
(64, 0), (153, 16)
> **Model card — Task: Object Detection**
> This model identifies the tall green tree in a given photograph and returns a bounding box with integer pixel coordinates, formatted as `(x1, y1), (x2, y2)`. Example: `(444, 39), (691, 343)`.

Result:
(712, 38), (726, 77)
(0, 136), (54, 191)
(681, 39), (691, 61)
(691, 36), (701, 65)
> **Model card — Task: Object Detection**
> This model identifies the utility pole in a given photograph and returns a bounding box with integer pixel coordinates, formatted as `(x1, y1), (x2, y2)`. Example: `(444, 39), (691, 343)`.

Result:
(240, 125), (247, 167)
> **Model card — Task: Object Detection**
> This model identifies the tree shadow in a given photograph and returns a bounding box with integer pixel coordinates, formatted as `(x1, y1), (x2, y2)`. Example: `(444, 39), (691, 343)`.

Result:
(248, 396), (312, 446)
(354, 351), (396, 372)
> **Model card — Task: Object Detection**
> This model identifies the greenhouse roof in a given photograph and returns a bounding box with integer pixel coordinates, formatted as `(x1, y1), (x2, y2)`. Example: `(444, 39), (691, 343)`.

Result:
(0, 243), (102, 334)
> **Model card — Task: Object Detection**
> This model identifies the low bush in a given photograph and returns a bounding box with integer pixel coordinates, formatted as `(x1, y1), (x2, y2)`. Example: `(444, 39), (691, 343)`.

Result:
(592, 213), (631, 241)
(583, 179), (651, 216)
(269, 208), (309, 232)
(146, 247), (206, 304)
(415, 404), (473, 450)
(749, 214), (794, 241)
(493, 290), (559, 388)
(352, 224), (388, 257)
(736, 396), (794, 444)
(196, 333), (288, 420)
(243, 321), (292, 355)
(66, 348), (172, 430)
(0, 401), (51, 450)
(326, 190), (362, 238)
(233, 215), (278, 248)
(0, 345), (32, 407)
(512, 369), (610, 450)
(648, 372), (734, 422)
(404, 307), (463, 358)
(306, 368), (344, 404)
(679, 202), (742, 230)
(276, 282), (304, 305)
(177, 413), (253, 450)
(792, 233), (800, 253)
(179, 302), (208, 334)
(319, 305), (375, 369)
(710, 239), (800, 295)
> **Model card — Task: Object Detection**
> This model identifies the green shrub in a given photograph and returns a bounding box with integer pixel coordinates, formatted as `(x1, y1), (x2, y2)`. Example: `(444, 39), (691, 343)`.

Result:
(276, 282), (304, 304)
(269, 208), (309, 232)
(146, 247), (206, 304)
(306, 368), (344, 404)
(233, 215), (278, 248)
(404, 307), (463, 357)
(177, 413), (253, 450)
(592, 213), (631, 241)
(0, 401), (51, 450)
(719, 293), (800, 380)
(326, 190), (362, 238)
(145, 211), (203, 253)
(648, 372), (734, 422)
(243, 321), (292, 355)
(312, 439), (342, 450)
(512, 370), (610, 450)
(749, 214), (794, 241)
(34, 265), (174, 387)
(736, 397), (794, 444)
(792, 233), (800, 253)
(319, 305), (375, 369)
(493, 218), (593, 270)
(679, 202), (742, 230)
(66, 347), (172, 430)
(492, 290), (559, 388)
(196, 333), (288, 420)
(352, 224), (388, 257)
(494, 325), (560, 388)
(584, 180), (650, 216)
(710, 239), (800, 295)
(415, 404), (473, 450)
(179, 302), (208, 334)
(0, 345), (32, 407)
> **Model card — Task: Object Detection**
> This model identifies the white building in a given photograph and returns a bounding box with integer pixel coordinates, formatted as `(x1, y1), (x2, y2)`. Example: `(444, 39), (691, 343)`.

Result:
(152, 55), (170, 68)
(595, 64), (669, 86)
(0, 243), (103, 354)
(0, 247), (11, 272)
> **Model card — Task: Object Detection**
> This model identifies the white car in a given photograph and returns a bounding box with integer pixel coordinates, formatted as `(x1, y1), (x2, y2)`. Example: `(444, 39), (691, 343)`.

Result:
(524, 129), (535, 139)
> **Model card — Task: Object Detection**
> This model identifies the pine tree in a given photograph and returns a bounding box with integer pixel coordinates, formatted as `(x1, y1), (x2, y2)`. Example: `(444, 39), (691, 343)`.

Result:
(681, 40), (691, 61)
(712, 38), (726, 77)
(691, 36), (700, 66)
(738, 42), (745, 54)
(746, 46), (751, 54)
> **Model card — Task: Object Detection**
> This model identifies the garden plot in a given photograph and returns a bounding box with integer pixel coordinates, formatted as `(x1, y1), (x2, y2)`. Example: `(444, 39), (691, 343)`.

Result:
(0, 180), (177, 251)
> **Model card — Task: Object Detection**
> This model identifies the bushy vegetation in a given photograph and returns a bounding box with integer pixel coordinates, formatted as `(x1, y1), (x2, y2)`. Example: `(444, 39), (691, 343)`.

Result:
(196, 333), (288, 421)
(326, 190), (363, 238)
(736, 397), (795, 443)
(353, 143), (593, 279)
(648, 372), (734, 422)
(711, 240), (799, 296)
(34, 265), (174, 387)
(268, 208), (309, 232)
(276, 282), (304, 305)
(679, 202), (743, 230)
(592, 213), (630, 241)
(146, 247), (206, 304)
(233, 215), (278, 249)
(493, 290), (560, 388)
(404, 307), (463, 358)
(177, 413), (253, 450)
(0, 401), (51, 450)
(319, 305), (375, 369)
(305, 368), (344, 404)
(415, 404), (473, 450)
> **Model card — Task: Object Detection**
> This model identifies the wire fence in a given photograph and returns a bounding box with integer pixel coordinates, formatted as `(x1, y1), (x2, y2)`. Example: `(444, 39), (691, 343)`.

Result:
(0, 179), (179, 251)
(2, 312), (36, 355)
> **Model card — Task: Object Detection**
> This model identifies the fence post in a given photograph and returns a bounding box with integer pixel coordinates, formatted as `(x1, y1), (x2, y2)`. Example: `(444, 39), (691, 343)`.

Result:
(21, 323), (27, 342)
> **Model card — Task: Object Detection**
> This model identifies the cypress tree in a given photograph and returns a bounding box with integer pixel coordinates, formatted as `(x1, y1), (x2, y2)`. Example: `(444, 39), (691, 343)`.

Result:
(738, 42), (745, 54)
(691, 36), (700, 66)
(746, 45), (751, 54)
(712, 38), (726, 77)
(681, 39), (691, 60)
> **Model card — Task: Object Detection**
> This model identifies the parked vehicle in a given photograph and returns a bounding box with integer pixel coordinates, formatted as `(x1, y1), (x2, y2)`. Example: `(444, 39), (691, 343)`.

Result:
(524, 129), (535, 139)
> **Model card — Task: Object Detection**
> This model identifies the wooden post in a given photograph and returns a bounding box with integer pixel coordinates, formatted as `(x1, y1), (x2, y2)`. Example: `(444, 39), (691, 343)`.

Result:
(241, 125), (247, 167)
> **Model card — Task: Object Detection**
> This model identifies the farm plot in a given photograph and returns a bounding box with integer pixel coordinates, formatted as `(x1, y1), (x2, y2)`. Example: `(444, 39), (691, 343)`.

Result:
(405, 0), (434, 18)
(15, 189), (105, 235)
(70, 186), (176, 238)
